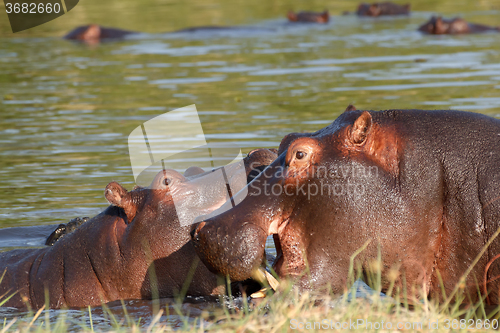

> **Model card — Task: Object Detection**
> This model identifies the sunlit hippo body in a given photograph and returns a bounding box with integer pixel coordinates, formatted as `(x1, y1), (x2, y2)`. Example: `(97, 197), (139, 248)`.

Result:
(418, 16), (500, 34)
(192, 107), (500, 304)
(356, 2), (410, 16)
(287, 11), (329, 23)
(0, 149), (277, 309)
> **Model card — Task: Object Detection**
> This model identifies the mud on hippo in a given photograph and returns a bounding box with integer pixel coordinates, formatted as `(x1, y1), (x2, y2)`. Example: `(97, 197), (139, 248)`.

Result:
(0, 149), (277, 309)
(192, 106), (500, 304)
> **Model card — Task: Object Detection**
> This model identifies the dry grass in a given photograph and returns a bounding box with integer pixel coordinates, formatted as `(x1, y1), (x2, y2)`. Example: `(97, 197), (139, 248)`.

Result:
(1, 276), (500, 332)
(3, 230), (500, 332)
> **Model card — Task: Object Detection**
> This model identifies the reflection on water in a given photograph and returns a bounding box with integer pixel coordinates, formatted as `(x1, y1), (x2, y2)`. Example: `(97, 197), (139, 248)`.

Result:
(0, 0), (499, 326)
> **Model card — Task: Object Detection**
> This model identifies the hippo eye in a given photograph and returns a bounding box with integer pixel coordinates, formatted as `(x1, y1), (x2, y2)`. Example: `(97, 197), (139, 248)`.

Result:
(164, 178), (171, 186)
(295, 151), (306, 160)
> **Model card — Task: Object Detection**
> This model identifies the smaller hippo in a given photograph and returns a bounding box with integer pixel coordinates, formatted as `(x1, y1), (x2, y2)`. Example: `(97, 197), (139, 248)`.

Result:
(287, 10), (329, 23)
(355, 2), (410, 16)
(0, 148), (277, 309)
(418, 16), (500, 34)
(64, 24), (136, 43)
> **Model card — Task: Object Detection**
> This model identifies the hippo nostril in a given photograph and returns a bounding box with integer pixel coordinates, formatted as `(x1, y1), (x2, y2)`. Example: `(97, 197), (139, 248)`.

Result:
(190, 221), (206, 240)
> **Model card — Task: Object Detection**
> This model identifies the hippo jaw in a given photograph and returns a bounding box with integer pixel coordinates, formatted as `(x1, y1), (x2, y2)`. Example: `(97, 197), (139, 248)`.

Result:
(191, 220), (269, 281)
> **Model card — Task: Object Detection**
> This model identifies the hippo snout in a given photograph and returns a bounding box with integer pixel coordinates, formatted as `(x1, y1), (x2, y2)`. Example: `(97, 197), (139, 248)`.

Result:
(191, 219), (268, 281)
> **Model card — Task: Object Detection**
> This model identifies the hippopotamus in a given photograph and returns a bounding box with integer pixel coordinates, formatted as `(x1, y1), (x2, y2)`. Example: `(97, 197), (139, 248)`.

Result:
(191, 106), (500, 304)
(286, 10), (329, 23)
(0, 148), (277, 309)
(63, 24), (136, 44)
(418, 16), (500, 34)
(355, 2), (410, 16)
(64, 25), (275, 44)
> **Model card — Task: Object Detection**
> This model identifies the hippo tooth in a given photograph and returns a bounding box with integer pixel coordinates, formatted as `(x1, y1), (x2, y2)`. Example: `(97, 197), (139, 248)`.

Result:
(250, 288), (270, 299)
(265, 271), (280, 291)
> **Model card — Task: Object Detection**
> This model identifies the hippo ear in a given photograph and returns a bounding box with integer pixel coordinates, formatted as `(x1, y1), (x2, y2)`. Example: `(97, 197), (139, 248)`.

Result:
(105, 182), (137, 223)
(350, 111), (372, 145)
(344, 104), (357, 112)
(105, 182), (128, 206)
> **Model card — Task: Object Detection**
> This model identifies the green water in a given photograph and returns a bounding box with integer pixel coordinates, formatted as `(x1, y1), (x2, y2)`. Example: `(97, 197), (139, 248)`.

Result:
(1, 0), (499, 229)
(0, 0), (499, 326)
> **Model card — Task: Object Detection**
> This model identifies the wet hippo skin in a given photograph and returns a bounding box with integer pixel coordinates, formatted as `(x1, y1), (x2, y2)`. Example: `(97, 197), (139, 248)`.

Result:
(0, 149), (277, 309)
(287, 11), (329, 23)
(418, 16), (500, 34)
(356, 2), (410, 16)
(192, 107), (500, 304)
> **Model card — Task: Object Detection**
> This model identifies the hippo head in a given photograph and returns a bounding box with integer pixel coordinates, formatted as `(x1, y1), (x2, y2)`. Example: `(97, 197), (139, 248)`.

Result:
(287, 10), (329, 23)
(63, 25), (135, 45)
(98, 148), (277, 295)
(105, 148), (278, 225)
(357, 3), (382, 16)
(103, 148), (278, 257)
(191, 106), (403, 285)
(417, 16), (469, 35)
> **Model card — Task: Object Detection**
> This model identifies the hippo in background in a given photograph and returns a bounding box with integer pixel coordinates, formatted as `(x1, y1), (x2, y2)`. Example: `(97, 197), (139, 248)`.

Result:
(343, 2), (410, 16)
(192, 106), (500, 304)
(287, 10), (329, 23)
(63, 24), (275, 44)
(418, 16), (500, 34)
(0, 149), (277, 309)
(63, 24), (136, 44)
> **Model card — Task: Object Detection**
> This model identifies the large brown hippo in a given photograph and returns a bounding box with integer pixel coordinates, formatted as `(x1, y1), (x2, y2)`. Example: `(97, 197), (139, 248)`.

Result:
(418, 16), (500, 34)
(355, 2), (410, 16)
(287, 11), (329, 23)
(192, 107), (500, 304)
(0, 149), (277, 309)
